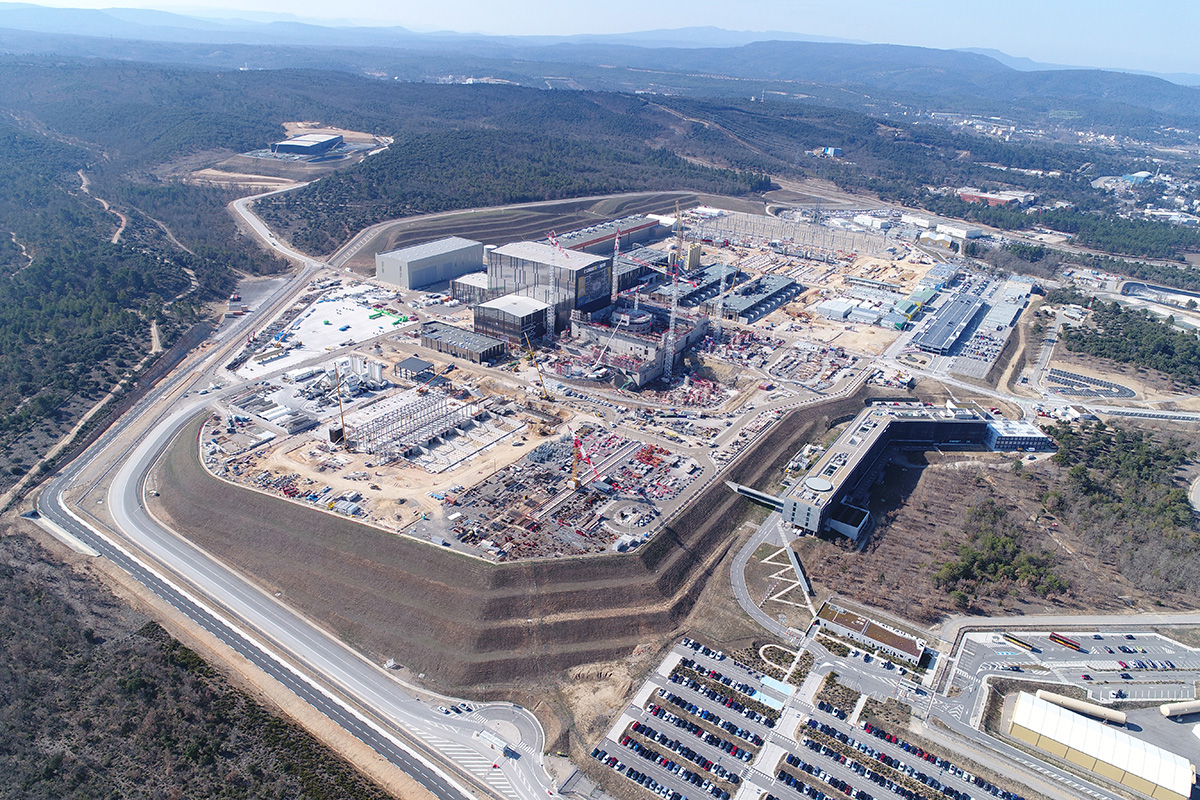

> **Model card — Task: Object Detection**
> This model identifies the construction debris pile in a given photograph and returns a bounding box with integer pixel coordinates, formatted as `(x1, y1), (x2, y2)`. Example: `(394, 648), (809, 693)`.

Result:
(770, 344), (858, 390)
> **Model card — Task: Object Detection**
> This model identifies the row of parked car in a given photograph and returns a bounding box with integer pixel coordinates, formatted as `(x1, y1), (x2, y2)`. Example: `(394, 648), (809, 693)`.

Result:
(666, 673), (778, 727)
(592, 746), (691, 800)
(681, 637), (726, 660)
(613, 734), (735, 800)
(647, 702), (764, 750)
(801, 726), (931, 800)
(860, 722), (1024, 800)
(778, 763), (865, 800)
(819, 721), (972, 800)
(658, 685), (777, 731)
(631, 720), (752, 766)
(679, 658), (761, 699)
(816, 700), (847, 720)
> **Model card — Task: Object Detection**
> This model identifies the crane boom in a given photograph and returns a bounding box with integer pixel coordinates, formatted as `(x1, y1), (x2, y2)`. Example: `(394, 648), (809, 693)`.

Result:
(664, 203), (685, 384)
(590, 317), (627, 371)
(610, 228), (621, 306)
(524, 332), (553, 402)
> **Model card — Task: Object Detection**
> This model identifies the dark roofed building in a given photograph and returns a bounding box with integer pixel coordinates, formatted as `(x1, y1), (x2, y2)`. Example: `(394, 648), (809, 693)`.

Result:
(395, 356), (435, 380)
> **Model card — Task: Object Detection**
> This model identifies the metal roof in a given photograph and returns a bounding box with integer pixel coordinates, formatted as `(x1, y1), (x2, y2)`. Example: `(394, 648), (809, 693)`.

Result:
(379, 236), (481, 262)
(421, 322), (504, 354)
(492, 241), (609, 272)
(1012, 692), (1194, 798)
(912, 293), (985, 354)
(396, 356), (434, 374)
(478, 293), (552, 317)
(556, 216), (659, 248)
(276, 133), (342, 146)
(452, 272), (491, 288)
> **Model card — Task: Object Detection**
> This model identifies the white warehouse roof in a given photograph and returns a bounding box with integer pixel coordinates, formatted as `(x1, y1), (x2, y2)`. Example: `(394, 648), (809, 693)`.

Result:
(493, 241), (608, 272)
(478, 294), (551, 317)
(1011, 692), (1195, 799)
(379, 236), (481, 261)
(282, 133), (341, 145)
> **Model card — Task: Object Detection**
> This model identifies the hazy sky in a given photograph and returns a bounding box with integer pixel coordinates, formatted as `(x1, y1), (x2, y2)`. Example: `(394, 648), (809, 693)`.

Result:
(29, 0), (1200, 75)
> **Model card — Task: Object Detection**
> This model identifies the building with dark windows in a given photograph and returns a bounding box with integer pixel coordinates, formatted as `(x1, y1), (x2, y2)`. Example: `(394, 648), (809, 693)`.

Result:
(474, 294), (553, 344)
(487, 242), (611, 332)
(728, 402), (1054, 542)
(420, 321), (507, 364)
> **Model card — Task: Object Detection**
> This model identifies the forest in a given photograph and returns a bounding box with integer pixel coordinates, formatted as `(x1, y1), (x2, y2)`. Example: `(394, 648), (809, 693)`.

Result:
(932, 498), (1068, 608)
(923, 196), (1200, 260)
(0, 55), (1188, 493)
(1042, 420), (1200, 596)
(0, 532), (394, 799)
(258, 129), (771, 254)
(1059, 302), (1200, 386)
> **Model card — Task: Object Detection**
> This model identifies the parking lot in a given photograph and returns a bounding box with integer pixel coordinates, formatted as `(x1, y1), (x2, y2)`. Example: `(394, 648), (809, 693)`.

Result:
(595, 639), (1038, 800)
(757, 701), (1025, 800)
(593, 639), (790, 800)
(957, 630), (1200, 702)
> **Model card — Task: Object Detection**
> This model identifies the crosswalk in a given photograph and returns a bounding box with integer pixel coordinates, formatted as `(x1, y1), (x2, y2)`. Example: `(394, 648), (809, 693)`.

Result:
(412, 729), (522, 800)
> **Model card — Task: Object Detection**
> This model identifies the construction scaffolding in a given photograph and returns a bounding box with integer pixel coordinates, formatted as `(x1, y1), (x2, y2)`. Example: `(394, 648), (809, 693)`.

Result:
(345, 394), (481, 463)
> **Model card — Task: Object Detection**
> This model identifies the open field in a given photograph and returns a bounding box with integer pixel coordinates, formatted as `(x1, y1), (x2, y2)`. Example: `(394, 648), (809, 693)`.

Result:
(797, 445), (1200, 627)
(150, 385), (903, 700)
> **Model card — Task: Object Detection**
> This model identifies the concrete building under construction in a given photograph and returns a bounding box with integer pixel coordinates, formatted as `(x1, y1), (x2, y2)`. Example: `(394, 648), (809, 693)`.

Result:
(565, 304), (709, 387)
(487, 242), (612, 332)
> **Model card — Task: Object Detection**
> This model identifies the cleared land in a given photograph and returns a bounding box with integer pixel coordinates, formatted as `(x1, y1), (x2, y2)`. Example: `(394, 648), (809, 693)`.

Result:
(797, 443), (1199, 626)
(150, 385), (903, 699)
(343, 191), (716, 272)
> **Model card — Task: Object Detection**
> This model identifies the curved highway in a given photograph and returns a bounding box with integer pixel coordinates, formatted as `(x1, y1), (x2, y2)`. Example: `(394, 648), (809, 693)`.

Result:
(36, 194), (557, 800)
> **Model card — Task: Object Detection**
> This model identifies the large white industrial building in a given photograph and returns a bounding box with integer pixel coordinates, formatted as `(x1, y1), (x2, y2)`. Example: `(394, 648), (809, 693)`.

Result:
(376, 237), (484, 290)
(1008, 692), (1195, 800)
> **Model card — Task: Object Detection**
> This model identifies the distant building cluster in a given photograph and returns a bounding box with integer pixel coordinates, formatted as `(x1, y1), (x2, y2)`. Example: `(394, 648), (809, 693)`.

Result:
(956, 187), (1037, 206)
(373, 214), (752, 385)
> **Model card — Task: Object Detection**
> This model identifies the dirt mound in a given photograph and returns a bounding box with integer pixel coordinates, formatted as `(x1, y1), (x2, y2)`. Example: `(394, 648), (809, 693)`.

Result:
(152, 388), (895, 691)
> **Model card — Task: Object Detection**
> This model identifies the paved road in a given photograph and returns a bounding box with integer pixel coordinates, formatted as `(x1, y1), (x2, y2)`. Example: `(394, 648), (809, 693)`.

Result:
(230, 184), (317, 268)
(34, 196), (560, 800)
(45, 380), (557, 800)
(39, 476), (472, 800)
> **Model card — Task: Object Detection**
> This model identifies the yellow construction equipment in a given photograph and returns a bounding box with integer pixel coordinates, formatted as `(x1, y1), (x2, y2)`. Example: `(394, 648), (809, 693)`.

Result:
(524, 333), (553, 402)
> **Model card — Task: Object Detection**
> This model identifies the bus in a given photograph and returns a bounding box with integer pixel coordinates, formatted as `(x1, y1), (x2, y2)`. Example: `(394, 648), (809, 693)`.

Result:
(1049, 632), (1084, 652)
(1001, 632), (1035, 651)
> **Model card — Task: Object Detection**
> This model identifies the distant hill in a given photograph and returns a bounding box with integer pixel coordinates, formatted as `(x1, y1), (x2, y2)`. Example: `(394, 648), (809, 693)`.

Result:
(960, 46), (1200, 87)
(0, 3), (1198, 134)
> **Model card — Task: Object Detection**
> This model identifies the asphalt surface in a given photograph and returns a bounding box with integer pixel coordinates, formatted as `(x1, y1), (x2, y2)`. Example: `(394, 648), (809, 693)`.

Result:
(34, 196), (559, 800)
(38, 479), (470, 800)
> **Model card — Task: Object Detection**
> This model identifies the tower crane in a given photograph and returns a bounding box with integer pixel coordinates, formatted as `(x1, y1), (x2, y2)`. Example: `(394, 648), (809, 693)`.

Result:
(664, 202), (687, 384)
(610, 228), (622, 306)
(712, 258), (730, 342)
(619, 249), (695, 385)
(524, 332), (553, 402)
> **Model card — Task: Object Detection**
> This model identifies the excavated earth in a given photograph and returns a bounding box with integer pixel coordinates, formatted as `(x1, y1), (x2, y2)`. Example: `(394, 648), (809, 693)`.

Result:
(151, 386), (900, 691)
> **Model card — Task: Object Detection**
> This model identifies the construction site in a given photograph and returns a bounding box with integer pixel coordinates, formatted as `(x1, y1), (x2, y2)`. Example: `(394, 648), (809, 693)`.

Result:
(198, 201), (959, 564)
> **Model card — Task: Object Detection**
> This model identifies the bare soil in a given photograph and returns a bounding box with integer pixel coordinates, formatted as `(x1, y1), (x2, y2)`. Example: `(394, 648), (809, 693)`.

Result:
(798, 453), (1198, 629)
(150, 384), (904, 708)
(342, 192), (702, 272)
(1050, 342), (1200, 408)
